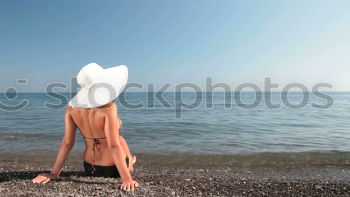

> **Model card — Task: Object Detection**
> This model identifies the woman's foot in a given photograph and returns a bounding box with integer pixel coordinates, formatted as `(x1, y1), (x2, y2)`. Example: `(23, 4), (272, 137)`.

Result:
(128, 155), (136, 173)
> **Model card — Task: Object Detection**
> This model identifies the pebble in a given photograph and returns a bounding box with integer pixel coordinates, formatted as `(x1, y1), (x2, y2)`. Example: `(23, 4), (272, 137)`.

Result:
(315, 185), (322, 190)
(1, 161), (349, 197)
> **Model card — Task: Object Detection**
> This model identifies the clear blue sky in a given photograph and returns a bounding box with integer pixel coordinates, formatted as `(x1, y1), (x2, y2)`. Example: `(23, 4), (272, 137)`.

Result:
(1, 0), (349, 92)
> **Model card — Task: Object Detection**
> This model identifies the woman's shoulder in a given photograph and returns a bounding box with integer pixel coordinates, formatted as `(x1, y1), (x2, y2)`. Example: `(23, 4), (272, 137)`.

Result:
(96, 102), (116, 110)
(96, 102), (118, 116)
(66, 102), (117, 113)
(97, 102), (118, 119)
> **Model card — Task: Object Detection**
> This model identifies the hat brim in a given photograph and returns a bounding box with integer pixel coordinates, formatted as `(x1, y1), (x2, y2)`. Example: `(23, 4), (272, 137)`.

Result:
(69, 65), (128, 108)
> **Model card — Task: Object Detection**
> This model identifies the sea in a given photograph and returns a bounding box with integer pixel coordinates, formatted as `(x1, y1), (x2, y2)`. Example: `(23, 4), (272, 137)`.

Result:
(0, 92), (349, 164)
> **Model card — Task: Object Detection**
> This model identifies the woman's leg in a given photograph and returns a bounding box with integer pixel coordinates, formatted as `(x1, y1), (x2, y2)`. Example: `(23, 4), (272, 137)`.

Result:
(119, 136), (136, 172)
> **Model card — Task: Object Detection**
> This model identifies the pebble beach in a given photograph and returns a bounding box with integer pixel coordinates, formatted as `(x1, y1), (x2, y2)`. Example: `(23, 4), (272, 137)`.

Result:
(1, 154), (350, 197)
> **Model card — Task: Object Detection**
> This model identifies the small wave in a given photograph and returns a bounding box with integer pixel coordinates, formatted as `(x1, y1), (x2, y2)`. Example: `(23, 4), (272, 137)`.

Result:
(2, 151), (348, 167)
(133, 151), (350, 167)
(0, 133), (61, 140)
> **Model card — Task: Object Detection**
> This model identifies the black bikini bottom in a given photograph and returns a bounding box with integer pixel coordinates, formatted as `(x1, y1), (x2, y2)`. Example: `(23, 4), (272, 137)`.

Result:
(83, 157), (129, 178)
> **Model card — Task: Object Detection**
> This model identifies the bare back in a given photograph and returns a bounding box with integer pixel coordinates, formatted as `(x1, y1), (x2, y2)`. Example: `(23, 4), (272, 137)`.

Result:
(68, 102), (120, 166)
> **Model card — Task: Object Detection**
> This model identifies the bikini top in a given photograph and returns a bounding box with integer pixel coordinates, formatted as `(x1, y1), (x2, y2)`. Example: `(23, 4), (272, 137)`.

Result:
(82, 108), (120, 174)
(82, 108), (106, 173)
(82, 135), (106, 173)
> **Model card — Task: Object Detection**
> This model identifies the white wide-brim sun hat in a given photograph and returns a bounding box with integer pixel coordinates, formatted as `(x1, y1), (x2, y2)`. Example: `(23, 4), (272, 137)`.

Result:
(69, 63), (128, 108)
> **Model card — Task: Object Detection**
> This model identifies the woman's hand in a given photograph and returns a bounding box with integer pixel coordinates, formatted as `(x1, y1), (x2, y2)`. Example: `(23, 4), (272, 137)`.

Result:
(119, 119), (123, 129)
(120, 179), (139, 191)
(32, 173), (58, 184)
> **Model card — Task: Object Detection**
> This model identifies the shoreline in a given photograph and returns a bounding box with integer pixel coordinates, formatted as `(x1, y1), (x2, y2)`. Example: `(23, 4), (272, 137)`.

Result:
(1, 151), (349, 168)
(1, 153), (350, 196)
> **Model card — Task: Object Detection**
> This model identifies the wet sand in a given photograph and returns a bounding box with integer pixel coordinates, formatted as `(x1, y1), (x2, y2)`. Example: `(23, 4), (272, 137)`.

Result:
(0, 154), (350, 196)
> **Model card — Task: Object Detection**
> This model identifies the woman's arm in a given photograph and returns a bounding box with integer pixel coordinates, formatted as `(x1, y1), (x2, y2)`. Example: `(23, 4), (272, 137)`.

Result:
(119, 120), (134, 163)
(32, 107), (77, 184)
(104, 104), (139, 191)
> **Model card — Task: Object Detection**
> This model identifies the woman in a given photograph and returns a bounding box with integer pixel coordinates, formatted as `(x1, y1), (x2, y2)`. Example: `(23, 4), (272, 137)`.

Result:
(32, 63), (139, 191)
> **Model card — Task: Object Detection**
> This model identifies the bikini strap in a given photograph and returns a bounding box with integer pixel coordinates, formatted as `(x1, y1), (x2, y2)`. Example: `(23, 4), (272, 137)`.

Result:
(83, 136), (106, 140)
(85, 108), (100, 174)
